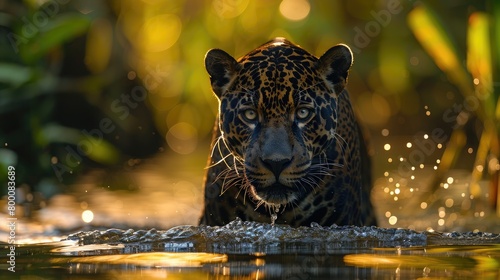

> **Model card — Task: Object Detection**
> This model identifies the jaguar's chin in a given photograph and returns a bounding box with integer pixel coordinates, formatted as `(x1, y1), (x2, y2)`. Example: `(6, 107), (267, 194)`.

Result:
(251, 183), (297, 205)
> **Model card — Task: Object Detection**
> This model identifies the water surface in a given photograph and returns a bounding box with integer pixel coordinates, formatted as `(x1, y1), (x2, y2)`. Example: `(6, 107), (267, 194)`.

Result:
(3, 219), (500, 279)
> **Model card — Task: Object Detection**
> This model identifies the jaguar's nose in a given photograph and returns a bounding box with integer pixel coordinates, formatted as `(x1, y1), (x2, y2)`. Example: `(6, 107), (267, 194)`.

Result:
(261, 158), (292, 179)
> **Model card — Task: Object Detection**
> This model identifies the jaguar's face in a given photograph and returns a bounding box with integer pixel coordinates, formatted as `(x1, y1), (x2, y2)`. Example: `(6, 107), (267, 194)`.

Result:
(205, 38), (352, 206)
(219, 81), (339, 206)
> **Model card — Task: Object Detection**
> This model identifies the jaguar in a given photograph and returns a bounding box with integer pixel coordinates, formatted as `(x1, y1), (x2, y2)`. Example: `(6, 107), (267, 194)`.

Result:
(199, 37), (376, 227)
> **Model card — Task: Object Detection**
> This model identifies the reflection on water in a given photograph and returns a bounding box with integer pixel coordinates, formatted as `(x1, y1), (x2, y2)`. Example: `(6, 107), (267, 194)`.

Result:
(2, 220), (500, 279)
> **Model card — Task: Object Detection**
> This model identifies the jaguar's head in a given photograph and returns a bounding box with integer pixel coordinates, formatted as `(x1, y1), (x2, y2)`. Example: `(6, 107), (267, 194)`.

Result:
(205, 38), (352, 207)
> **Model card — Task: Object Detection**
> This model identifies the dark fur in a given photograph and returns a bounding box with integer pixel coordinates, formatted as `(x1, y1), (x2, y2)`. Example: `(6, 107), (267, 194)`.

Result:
(200, 38), (376, 227)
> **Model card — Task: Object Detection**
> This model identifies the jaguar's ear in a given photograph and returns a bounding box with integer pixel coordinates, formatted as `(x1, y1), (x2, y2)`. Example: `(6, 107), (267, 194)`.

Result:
(316, 44), (353, 94)
(205, 49), (239, 98)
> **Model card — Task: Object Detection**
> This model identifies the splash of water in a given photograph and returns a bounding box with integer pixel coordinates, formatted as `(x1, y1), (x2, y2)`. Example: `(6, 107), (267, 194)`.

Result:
(270, 205), (280, 226)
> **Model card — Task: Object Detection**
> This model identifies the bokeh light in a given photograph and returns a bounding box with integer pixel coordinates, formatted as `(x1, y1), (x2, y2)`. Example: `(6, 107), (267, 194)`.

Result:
(279, 0), (311, 21)
(139, 14), (182, 52)
(166, 122), (198, 155)
(388, 216), (397, 225)
(82, 210), (94, 223)
(212, 0), (249, 19)
(357, 92), (391, 126)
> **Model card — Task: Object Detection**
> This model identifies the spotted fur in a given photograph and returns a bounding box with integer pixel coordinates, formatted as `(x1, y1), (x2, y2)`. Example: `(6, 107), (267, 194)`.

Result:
(200, 38), (376, 227)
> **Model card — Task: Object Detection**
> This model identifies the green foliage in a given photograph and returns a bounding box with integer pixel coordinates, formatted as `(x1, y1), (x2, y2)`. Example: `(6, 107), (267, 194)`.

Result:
(0, 2), (130, 198)
(18, 13), (91, 63)
(408, 3), (499, 210)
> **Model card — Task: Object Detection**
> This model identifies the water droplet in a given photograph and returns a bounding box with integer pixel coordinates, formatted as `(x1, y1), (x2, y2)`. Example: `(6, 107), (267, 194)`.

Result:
(274, 205), (280, 213)
(270, 213), (278, 226)
(270, 205), (280, 226)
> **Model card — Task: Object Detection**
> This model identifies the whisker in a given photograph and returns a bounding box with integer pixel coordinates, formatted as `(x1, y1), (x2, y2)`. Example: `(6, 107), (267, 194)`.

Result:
(235, 175), (251, 199)
(205, 152), (233, 169)
(255, 200), (266, 210)
(205, 135), (234, 170)
(233, 156), (242, 176)
(220, 138), (236, 169)
(220, 174), (243, 195)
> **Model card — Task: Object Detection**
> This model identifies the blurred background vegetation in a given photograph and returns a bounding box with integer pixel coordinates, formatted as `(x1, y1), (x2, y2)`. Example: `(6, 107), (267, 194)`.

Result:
(0, 0), (498, 229)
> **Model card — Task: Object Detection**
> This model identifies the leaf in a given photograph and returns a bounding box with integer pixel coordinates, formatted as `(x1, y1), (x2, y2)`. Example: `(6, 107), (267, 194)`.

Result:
(469, 120), (495, 198)
(41, 124), (120, 165)
(0, 148), (18, 167)
(467, 12), (495, 117)
(0, 63), (32, 86)
(407, 4), (472, 95)
(19, 13), (91, 63)
(85, 19), (113, 73)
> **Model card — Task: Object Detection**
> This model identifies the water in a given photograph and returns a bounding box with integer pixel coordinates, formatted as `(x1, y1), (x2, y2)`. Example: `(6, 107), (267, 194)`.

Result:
(2, 219), (500, 279)
(1, 154), (499, 278)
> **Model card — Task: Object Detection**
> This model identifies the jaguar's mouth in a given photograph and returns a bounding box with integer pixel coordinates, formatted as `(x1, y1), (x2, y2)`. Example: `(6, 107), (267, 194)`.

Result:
(251, 183), (297, 205)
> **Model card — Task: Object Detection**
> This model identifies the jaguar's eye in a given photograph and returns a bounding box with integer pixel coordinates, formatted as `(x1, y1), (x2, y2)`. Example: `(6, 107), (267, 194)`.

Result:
(242, 109), (258, 121)
(296, 108), (312, 121)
